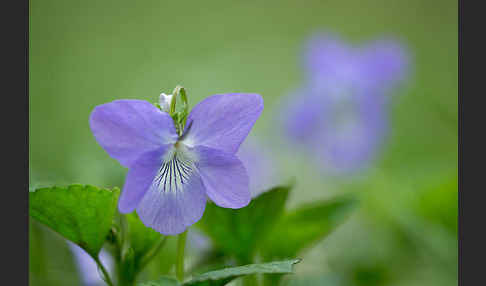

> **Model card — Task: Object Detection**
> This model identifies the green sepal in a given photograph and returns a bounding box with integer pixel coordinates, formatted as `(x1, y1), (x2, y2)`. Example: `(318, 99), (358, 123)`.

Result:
(170, 85), (189, 135)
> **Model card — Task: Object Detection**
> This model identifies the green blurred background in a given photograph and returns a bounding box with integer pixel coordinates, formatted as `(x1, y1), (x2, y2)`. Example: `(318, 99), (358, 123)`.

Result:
(29, 0), (457, 285)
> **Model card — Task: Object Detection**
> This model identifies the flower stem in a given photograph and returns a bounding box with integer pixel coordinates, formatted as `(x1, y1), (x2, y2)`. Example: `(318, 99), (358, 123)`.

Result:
(95, 256), (115, 286)
(176, 230), (188, 281)
(138, 236), (168, 270)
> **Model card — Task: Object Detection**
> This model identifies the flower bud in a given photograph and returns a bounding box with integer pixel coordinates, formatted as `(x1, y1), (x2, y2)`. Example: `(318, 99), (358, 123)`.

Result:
(159, 93), (173, 113)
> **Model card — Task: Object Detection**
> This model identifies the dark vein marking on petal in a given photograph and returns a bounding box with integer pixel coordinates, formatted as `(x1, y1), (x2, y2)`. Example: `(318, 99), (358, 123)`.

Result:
(152, 150), (195, 194)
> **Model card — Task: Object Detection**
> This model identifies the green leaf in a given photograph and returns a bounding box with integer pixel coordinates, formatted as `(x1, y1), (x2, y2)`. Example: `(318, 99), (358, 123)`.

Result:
(138, 276), (180, 286)
(196, 185), (291, 262)
(184, 259), (301, 286)
(261, 194), (358, 260)
(413, 177), (457, 234)
(138, 260), (301, 286)
(187, 249), (229, 276)
(29, 184), (120, 257)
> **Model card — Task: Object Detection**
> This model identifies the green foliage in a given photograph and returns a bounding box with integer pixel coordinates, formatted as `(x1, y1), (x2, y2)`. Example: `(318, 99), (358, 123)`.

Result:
(413, 177), (458, 234)
(29, 220), (82, 286)
(126, 212), (166, 267)
(188, 249), (229, 277)
(261, 194), (358, 260)
(117, 213), (167, 285)
(144, 237), (178, 280)
(29, 184), (119, 257)
(285, 274), (342, 286)
(186, 259), (300, 286)
(197, 185), (290, 263)
(198, 184), (357, 268)
(139, 260), (300, 286)
(139, 276), (180, 286)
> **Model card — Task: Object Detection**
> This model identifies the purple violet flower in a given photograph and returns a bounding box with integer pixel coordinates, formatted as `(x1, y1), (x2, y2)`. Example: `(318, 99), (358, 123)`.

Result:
(283, 32), (409, 173)
(90, 92), (263, 235)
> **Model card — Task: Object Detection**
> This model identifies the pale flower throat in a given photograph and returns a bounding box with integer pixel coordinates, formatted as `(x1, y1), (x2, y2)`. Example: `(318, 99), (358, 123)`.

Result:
(151, 141), (198, 194)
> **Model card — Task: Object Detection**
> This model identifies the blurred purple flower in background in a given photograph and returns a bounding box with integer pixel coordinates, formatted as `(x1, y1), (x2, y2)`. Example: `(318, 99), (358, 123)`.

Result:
(237, 137), (278, 197)
(283, 32), (409, 174)
(69, 244), (113, 286)
(188, 228), (212, 254)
